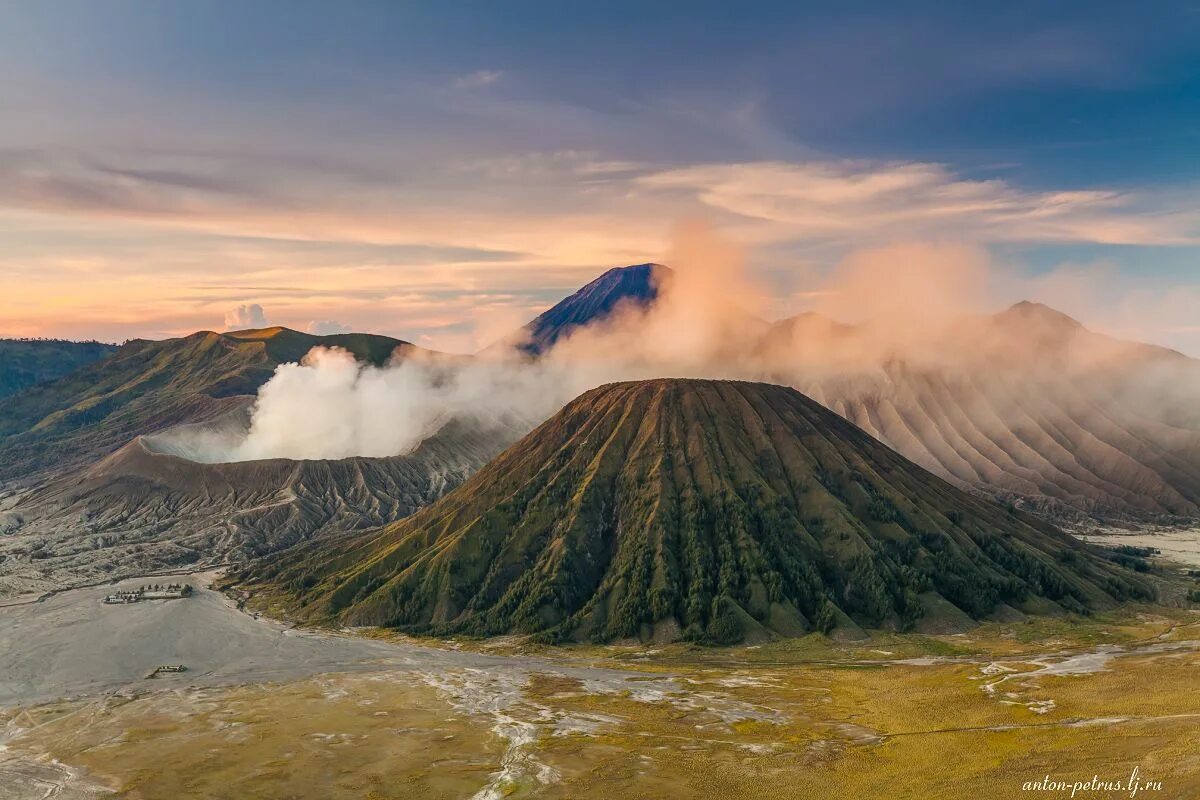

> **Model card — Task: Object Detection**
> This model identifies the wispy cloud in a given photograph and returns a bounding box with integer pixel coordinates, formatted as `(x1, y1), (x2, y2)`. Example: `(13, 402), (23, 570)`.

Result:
(452, 69), (504, 90)
(305, 319), (352, 336)
(3, 149), (1196, 257)
(637, 160), (1200, 246)
(2, 147), (1198, 351)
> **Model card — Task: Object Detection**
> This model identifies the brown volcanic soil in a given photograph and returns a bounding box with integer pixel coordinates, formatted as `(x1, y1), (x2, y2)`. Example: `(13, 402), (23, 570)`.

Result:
(245, 379), (1154, 643)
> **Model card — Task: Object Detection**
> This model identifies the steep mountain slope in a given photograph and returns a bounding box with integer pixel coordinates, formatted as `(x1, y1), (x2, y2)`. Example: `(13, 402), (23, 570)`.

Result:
(0, 410), (517, 596)
(763, 304), (1200, 521)
(497, 263), (667, 356)
(497, 263), (1200, 521)
(0, 339), (117, 399)
(0, 328), (519, 595)
(0, 327), (414, 483)
(242, 380), (1151, 643)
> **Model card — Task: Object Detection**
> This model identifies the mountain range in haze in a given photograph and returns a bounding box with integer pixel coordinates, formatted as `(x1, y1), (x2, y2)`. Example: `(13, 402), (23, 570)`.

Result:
(520, 264), (1200, 521)
(1, 262), (1198, 596)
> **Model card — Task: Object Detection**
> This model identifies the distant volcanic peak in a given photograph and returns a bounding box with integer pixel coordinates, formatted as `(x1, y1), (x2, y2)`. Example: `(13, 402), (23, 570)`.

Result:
(512, 262), (671, 356)
(586, 262), (670, 291)
(980, 300), (1182, 368)
(602, 261), (667, 281)
(767, 311), (856, 341)
(253, 378), (1152, 644)
(995, 300), (1085, 332)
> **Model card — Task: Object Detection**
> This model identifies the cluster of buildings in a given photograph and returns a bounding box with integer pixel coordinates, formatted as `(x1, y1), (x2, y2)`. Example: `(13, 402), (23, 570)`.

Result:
(145, 664), (188, 679)
(103, 582), (193, 604)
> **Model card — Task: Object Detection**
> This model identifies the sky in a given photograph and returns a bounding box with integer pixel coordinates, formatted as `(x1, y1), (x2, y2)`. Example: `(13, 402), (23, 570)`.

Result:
(0, 0), (1198, 354)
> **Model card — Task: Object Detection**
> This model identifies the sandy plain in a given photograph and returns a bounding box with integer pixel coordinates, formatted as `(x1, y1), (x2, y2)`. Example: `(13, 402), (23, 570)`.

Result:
(2, 563), (1199, 799)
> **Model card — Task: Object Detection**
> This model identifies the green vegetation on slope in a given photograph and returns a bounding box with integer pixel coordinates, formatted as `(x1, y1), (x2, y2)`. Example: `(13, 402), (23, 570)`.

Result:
(240, 379), (1154, 643)
(0, 327), (411, 481)
(0, 338), (117, 400)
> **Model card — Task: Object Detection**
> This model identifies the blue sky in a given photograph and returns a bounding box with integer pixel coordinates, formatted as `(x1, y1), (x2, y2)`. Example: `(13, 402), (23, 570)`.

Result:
(1, 0), (1197, 352)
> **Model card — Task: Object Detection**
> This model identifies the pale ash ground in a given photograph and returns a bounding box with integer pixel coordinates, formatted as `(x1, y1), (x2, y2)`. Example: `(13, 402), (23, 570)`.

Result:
(2, 571), (1200, 799)
(0, 573), (770, 799)
(0, 572), (662, 707)
(1081, 526), (1200, 569)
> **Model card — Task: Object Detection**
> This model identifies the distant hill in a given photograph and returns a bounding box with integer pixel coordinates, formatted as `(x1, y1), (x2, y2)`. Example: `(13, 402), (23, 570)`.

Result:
(495, 264), (1200, 522)
(0, 339), (117, 400)
(493, 263), (667, 356)
(240, 380), (1152, 643)
(0, 327), (414, 483)
(763, 303), (1200, 521)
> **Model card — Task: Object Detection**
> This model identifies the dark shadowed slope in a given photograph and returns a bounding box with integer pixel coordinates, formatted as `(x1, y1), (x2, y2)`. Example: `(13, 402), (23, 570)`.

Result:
(497, 263), (667, 356)
(0, 339), (117, 399)
(242, 380), (1152, 643)
(0, 327), (414, 482)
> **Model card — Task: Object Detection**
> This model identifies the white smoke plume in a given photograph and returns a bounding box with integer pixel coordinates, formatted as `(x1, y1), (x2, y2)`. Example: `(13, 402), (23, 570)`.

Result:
(219, 222), (756, 462)
(211, 224), (1200, 464)
(227, 347), (557, 461)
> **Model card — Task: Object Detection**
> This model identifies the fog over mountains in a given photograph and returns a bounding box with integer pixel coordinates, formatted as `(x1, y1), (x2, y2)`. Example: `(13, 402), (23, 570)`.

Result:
(1, 234), (1198, 594)
(221, 243), (1200, 522)
(768, 303), (1200, 520)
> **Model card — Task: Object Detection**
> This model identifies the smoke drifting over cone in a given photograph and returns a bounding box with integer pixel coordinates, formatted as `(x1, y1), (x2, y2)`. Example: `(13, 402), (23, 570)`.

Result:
(227, 222), (762, 462)
(219, 221), (1200, 514)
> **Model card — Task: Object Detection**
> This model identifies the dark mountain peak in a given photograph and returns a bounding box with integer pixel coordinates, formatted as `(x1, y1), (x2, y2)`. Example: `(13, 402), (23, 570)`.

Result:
(501, 263), (672, 356)
(595, 261), (665, 284)
(243, 378), (1151, 644)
